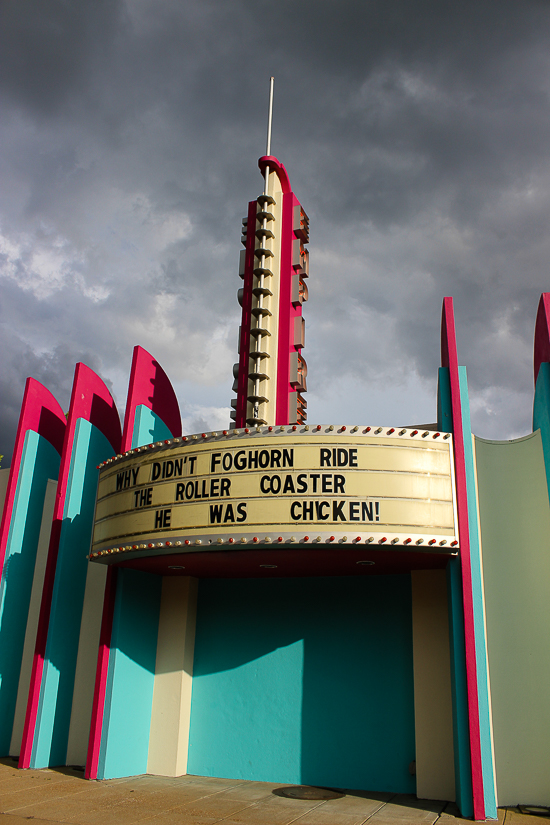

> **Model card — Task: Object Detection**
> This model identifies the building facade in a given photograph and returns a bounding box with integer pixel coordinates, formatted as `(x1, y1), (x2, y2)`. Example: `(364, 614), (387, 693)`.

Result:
(0, 155), (549, 821)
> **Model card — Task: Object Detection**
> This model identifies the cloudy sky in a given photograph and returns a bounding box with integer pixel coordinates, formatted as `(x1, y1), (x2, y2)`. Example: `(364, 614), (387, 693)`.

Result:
(2, 0), (550, 462)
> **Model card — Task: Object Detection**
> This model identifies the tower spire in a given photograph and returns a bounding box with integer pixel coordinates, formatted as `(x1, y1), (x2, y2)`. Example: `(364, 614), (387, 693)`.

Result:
(264, 77), (274, 197)
(266, 77), (274, 156)
(231, 83), (309, 428)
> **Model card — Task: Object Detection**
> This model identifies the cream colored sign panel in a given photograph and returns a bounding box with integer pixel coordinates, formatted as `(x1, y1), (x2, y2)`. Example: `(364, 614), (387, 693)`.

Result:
(91, 427), (459, 557)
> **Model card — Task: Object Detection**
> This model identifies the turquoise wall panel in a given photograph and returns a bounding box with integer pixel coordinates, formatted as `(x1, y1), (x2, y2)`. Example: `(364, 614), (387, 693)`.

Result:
(98, 568), (162, 780)
(533, 362), (550, 496)
(188, 576), (415, 793)
(0, 431), (60, 753)
(31, 419), (112, 768)
(132, 405), (173, 449)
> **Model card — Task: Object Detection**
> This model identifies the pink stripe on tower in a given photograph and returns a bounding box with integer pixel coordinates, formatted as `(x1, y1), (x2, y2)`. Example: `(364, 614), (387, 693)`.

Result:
(258, 155), (291, 194)
(275, 189), (296, 424)
(533, 293), (550, 385)
(0, 378), (66, 578)
(19, 363), (121, 769)
(121, 346), (182, 452)
(441, 297), (485, 821)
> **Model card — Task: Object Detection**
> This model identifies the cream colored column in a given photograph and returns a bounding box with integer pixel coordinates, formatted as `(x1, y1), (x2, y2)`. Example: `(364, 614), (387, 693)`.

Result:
(66, 563), (108, 766)
(10, 479), (56, 756)
(147, 576), (198, 776)
(411, 569), (455, 801)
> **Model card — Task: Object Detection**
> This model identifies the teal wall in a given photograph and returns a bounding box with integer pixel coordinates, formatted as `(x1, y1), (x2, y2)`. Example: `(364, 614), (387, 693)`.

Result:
(92, 404), (170, 779)
(188, 576), (416, 793)
(132, 405), (173, 449)
(31, 419), (112, 768)
(98, 568), (162, 780)
(533, 362), (550, 496)
(0, 431), (60, 753)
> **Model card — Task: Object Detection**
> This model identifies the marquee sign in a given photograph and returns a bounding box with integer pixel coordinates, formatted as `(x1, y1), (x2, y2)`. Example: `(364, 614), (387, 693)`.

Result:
(89, 426), (459, 562)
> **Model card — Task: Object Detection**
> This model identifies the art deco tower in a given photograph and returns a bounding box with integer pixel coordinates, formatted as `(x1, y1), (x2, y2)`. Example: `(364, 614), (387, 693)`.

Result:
(231, 80), (309, 427)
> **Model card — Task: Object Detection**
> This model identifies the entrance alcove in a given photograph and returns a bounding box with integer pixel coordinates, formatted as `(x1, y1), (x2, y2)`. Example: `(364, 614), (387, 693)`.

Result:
(105, 550), (457, 800)
(186, 575), (416, 793)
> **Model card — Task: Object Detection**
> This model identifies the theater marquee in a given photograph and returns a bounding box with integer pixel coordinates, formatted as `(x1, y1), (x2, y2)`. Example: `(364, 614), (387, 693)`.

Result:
(89, 426), (459, 562)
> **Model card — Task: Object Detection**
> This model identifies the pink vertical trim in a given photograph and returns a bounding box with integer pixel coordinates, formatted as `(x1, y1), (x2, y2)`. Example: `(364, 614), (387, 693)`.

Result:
(258, 156), (292, 193)
(0, 378), (65, 578)
(276, 192), (301, 424)
(19, 363), (121, 769)
(441, 297), (485, 821)
(236, 200), (257, 427)
(121, 346), (181, 452)
(85, 566), (118, 779)
(534, 293), (550, 385)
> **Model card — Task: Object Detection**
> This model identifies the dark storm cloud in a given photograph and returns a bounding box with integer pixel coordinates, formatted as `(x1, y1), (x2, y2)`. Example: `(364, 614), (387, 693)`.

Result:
(2, 0), (550, 462)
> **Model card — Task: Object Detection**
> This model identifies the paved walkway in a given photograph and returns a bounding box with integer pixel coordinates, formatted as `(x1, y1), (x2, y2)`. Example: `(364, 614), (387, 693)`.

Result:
(0, 760), (542, 825)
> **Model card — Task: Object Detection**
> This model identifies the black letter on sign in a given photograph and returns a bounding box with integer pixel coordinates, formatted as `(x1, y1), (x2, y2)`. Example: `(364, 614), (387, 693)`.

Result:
(210, 504), (223, 524)
(337, 449), (348, 467)
(316, 501), (330, 520)
(155, 509), (171, 528)
(236, 502), (247, 522)
(152, 462), (161, 481)
(290, 501), (301, 520)
(362, 501), (373, 521)
(333, 500), (346, 521)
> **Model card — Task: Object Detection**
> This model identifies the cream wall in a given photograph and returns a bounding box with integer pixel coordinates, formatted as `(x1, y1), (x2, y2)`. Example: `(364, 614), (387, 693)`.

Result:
(147, 576), (198, 776)
(411, 569), (455, 802)
(475, 432), (550, 807)
(66, 563), (108, 766)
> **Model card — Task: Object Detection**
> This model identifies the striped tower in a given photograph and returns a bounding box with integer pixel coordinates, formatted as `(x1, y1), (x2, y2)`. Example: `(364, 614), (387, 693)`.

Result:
(232, 81), (309, 428)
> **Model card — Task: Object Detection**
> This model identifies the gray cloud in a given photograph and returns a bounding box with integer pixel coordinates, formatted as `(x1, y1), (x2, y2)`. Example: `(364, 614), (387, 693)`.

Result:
(1, 0), (550, 462)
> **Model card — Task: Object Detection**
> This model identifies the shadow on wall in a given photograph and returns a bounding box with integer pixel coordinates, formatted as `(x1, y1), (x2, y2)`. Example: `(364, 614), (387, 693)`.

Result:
(187, 576), (416, 793)
(0, 435), (60, 755)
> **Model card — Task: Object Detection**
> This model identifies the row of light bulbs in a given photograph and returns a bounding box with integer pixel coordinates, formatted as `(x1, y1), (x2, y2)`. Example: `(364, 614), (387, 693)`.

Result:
(89, 533), (457, 559)
(97, 426), (452, 469)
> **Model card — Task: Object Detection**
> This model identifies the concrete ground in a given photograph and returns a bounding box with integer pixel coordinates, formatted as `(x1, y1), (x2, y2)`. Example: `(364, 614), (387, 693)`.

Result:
(0, 760), (544, 825)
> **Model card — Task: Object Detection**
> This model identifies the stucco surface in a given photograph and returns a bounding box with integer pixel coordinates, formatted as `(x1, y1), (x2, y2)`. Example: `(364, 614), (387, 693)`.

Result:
(475, 431), (550, 806)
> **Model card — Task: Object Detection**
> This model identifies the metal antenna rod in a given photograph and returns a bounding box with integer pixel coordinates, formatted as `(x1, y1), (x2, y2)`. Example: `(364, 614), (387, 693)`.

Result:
(253, 77), (275, 422)
(263, 77), (274, 197)
(266, 76), (274, 156)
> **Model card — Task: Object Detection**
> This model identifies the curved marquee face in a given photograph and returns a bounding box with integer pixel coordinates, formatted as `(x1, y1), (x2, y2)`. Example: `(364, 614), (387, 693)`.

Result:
(90, 426), (459, 563)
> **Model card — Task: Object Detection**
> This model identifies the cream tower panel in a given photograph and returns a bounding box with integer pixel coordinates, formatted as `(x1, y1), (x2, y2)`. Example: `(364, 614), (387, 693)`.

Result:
(245, 168), (283, 426)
